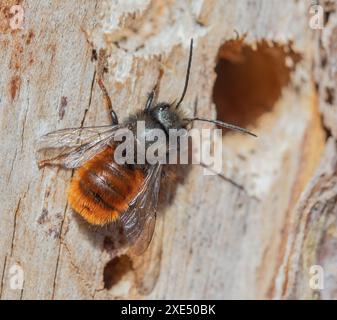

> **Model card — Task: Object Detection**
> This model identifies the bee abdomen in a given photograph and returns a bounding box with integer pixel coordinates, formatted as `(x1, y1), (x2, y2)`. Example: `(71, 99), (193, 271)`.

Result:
(78, 179), (119, 211)
(68, 146), (145, 226)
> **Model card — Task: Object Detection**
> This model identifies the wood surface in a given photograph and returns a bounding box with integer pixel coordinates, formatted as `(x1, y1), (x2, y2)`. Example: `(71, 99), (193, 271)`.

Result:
(0, 0), (336, 299)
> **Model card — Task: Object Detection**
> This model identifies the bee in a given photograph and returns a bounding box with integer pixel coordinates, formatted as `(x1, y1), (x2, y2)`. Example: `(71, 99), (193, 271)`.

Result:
(36, 39), (256, 254)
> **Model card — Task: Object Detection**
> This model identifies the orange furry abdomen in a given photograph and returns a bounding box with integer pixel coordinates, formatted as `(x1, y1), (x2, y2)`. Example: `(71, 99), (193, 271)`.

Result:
(68, 146), (145, 226)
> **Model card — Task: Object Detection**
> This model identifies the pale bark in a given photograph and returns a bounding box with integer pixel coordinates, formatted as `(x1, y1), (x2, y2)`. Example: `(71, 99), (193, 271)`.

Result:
(0, 0), (335, 299)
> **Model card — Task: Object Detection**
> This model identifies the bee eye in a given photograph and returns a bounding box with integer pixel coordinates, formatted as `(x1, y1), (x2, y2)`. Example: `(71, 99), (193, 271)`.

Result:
(154, 103), (170, 113)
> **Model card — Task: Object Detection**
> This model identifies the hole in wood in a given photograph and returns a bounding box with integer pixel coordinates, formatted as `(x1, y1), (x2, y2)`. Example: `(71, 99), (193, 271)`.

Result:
(213, 39), (301, 133)
(103, 254), (133, 290)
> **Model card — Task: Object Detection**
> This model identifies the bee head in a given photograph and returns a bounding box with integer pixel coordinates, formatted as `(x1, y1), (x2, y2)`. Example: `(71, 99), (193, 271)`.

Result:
(149, 103), (183, 132)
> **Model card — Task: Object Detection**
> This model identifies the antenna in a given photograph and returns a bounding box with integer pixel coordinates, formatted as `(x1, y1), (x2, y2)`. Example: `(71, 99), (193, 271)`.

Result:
(184, 117), (257, 137)
(176, 39), (193, 110)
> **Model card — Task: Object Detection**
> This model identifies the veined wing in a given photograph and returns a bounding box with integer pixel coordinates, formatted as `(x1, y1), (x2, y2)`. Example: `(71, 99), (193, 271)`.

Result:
(120, 164), (162, 255)
(36, 125), (123, 169)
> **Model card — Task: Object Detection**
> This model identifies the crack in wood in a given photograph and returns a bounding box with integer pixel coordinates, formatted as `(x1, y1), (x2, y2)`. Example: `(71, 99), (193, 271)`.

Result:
(8, 183), (31, 272)
(62, 240), (94, 297)
(51, 202), (69, 300)
(0, 256), (8, 299)
(10, 198), (22, 257)
(7, 149), (18, 183)
(20, 81), (30, 153)
(19, 286), (24, 300)
(0, 184), (31, 298)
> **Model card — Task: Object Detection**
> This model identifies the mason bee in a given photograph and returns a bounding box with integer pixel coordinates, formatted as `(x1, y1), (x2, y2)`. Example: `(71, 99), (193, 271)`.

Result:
(36, 39), (256, 254)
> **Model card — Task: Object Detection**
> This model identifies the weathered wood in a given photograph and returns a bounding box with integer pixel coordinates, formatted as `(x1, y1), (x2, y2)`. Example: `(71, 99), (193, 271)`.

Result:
(0, 0), (335, 299)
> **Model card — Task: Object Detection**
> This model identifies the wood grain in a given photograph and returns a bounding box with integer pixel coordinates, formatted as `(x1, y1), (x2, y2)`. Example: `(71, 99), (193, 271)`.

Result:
(0, 0), (335, 299)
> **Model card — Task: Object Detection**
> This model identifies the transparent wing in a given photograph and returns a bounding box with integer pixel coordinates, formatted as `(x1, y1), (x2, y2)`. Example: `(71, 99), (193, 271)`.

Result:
(120, 164), (162, 255)
(36, 125), (122, 169)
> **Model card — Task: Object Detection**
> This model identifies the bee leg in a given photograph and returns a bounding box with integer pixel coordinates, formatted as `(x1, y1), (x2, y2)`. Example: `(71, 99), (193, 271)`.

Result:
(233, 29), (240, 40)
(97, 49), (119, 125)
(97, 77), (119, 125)
(81, 32), (119, 124)
(144, 84), (158, 112)
(144, 91), (155, 112)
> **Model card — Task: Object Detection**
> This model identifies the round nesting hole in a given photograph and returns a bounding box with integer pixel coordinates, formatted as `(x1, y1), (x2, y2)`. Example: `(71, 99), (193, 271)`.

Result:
(103, 255), (133, 290)
(213, 39), (301, 132)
